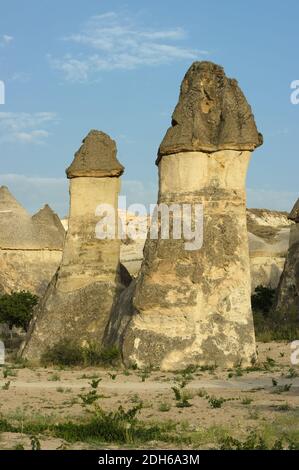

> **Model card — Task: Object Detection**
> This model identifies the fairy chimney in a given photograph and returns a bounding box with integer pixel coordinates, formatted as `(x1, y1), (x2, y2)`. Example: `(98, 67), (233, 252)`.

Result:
(21, 130), (127, 361)
(109, 62), (263, 370)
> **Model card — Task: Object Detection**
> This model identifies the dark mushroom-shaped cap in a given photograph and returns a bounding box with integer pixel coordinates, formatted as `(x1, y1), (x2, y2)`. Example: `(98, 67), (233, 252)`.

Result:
(157, 61), (263, 164)
(66, 130), (124, 178)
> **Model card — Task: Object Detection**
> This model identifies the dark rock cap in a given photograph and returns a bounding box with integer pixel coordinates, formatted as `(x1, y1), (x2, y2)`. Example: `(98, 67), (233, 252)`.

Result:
(157, 61), (263, 164)
(289, 198), (299, 222)
(66, 130), (124, 178)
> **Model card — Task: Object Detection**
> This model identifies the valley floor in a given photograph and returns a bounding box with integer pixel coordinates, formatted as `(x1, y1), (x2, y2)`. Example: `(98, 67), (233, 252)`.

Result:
(0, 342), (298, 450)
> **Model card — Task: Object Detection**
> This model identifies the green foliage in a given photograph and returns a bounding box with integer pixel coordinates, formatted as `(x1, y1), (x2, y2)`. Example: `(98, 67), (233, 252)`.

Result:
(78, 390), (101, 406)
(2, 381), (10, 390)
(41, 339), (120, 367)
(158, 402), (171, 412)
(208, 396), (226, 409)
(219, 431), (279, 450)
(253, 296), (299, 342)
(0, 291), (38, 331)
(241, 397), (253, 405)
(251, 285), (275, 314)
(171, 385), (192, 408)
(13, 444), (25, 450)
(285, 368), (298, 379)
(30, 435), (41, 450)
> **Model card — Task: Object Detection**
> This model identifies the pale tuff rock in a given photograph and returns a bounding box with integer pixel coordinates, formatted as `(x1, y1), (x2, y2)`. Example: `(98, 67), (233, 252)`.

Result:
(247, 209), (293, 290)
(21, 131), (128, 362)
(289, 198), (299, 223)
(276, 198), (299, 313)
(0, 186), (64, 295)
(119, 209), (292, 291)
(108, 61), (263, 370)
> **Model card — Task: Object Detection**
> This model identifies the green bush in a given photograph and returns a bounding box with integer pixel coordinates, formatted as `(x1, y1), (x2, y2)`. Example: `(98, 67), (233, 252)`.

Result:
(0, 291), (38, 331)
(251, 285), (275, 314)
(41, 339), (120, 367)
(251, 286), (299, 341)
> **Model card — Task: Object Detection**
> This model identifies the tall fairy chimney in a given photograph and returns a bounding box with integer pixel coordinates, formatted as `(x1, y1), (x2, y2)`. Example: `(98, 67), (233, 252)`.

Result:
(111, 62), (263, 370)
(21, 130), (127, 361)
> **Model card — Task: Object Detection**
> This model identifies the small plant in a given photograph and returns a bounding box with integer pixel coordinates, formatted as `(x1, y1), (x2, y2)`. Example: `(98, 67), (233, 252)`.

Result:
(208, 396), (226, 409)
(90, 378), (102, 389)
(272, 383), (292, 394)
(241, 397), (253, 405)
(197, 388), (208, 398)
(2, 381), (10, 390)
(158, 402), (171, 412)
(171, 383), (192, 408)
(285, 368), (298, 379)
(13, 443), (25, 450)
(276, 402), (291, 411)
(78, 389), (100, 406)
(30, 435), (41, 451)
(3, 367), (17, 378)
(138, 367), (151, 382)
(48, 373), (60, 382)
(108, 373), (117, 381)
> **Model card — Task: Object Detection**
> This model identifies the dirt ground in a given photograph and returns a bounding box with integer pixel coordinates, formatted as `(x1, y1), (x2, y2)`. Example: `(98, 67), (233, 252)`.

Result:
(0, 341), (298, 450)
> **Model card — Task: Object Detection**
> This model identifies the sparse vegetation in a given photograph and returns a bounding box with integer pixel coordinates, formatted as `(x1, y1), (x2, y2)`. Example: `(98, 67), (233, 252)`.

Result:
(41, 339), (120, 367)
(0, 291), (38, 332)
(252, 286), (299, 341)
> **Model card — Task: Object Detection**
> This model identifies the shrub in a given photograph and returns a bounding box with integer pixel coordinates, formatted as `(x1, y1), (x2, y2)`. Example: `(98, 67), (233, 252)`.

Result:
(251, 286), (299, 341)
(41, 339), (120, 367)
(41, 339), (84, 366)
(251, 286), (275, 314)
(0, 291), (38, 331)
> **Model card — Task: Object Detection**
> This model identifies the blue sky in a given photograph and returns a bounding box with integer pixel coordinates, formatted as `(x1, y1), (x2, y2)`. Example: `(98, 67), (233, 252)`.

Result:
(0, 0), (298, 216)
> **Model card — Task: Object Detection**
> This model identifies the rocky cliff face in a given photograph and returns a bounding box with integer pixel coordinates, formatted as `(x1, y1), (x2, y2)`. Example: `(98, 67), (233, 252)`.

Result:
(247, 209), (293, 291)
(276, 199), (299, 313)
(0, 186), (65, 296)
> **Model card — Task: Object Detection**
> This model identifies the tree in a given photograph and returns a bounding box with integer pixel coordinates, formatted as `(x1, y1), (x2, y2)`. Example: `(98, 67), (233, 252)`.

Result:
(0, 291), (39, 332)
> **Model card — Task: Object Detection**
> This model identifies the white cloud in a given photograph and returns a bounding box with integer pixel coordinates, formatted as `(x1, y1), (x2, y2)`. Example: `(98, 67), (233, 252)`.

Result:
(0, 35), (14, 46)
(0, 112), (58, 144)
(49, 12), (206, 82)
(11, 72), (31, 83)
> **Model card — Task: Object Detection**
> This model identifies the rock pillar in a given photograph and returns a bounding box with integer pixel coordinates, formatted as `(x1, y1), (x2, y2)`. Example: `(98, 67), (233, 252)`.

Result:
(118, 61), (263, 370)
(21, 130), (126, 361)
